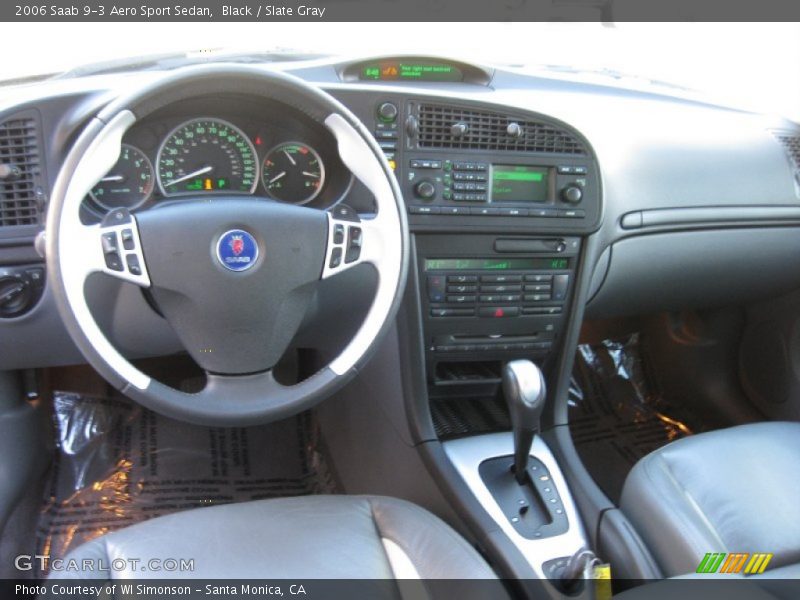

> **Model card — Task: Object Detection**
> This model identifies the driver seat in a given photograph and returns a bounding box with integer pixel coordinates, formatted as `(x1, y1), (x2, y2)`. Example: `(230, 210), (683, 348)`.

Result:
(54, 495), (500, 582)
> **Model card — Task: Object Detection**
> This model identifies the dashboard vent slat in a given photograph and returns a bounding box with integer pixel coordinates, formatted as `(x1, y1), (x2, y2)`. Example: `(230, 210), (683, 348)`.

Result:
(774, 132), (800, 173)
(0, 111), (43, 227)
(415, 103), (587, 155)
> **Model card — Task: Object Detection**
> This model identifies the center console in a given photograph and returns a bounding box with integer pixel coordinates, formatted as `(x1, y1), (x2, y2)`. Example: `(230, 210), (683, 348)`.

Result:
(334, 88), (601, 586)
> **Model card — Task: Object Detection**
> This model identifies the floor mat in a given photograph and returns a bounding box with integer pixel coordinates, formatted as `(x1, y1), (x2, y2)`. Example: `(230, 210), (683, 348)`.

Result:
(568, 333), (708, 504)
(35, 391), (339, 574)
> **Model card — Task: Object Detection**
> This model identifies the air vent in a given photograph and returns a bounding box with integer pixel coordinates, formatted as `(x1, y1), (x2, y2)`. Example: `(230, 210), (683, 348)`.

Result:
(414, 103), (587, 155)
(0, 111), (43, 227)
(773, 132), (800, 173)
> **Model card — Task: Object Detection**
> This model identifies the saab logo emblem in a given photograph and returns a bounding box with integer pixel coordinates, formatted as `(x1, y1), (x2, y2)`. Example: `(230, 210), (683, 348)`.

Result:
(216, 229), (259, 272)
(230, 235), (244, 256)
(696, 552), (773, 575)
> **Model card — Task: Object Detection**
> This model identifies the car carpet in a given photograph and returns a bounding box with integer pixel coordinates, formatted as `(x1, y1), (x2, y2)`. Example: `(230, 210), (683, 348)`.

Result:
(568, 333), (709, 504)
(34, 391), (339, 576)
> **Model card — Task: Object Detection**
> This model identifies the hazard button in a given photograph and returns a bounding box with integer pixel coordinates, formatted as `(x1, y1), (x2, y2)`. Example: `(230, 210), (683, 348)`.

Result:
(478, 306), (520, 318)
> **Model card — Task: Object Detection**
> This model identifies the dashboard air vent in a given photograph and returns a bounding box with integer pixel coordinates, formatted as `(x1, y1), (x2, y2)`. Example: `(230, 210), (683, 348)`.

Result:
(0, 111), (43, 227)
(773, 132), (800, 173)
(414, 103), (586, 154)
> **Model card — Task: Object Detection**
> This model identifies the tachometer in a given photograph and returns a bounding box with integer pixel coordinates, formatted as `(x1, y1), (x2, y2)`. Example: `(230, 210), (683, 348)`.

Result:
(156, 118), (258, 196)
(261, 142), (325, 204)
(90, 144), (154, 210)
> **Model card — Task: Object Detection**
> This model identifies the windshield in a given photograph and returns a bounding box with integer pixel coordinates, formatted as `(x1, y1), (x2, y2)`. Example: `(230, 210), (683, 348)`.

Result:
(2, 22), (799, 123)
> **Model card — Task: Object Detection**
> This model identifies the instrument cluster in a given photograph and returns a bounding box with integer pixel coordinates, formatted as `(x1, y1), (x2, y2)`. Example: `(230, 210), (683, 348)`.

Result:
(83, 112), (352, 217)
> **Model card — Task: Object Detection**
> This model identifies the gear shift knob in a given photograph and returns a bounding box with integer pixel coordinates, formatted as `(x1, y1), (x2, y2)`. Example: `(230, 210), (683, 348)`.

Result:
(502, 359), (546, 484)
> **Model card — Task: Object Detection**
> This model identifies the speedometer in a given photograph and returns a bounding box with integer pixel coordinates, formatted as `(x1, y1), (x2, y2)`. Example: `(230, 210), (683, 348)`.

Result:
(156, 118), (258, 196)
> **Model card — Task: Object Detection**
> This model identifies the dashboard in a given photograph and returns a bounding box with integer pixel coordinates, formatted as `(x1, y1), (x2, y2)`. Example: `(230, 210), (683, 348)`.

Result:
(0, 54), (800, 386)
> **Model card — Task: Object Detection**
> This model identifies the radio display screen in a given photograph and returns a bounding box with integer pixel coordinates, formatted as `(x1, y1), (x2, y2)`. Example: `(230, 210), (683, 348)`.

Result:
(425, 258), (569, 271)
(491, 165), (549, 203)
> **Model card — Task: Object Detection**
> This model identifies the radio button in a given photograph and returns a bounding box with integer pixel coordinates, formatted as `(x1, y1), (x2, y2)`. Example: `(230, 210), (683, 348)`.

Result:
(478, 306), (520, 318)
(552, 274), (570, 300)
(448, 275), (478, 283)
(524, 294), (552, 302)
(441, 206), (470, 215)
(524, 274), (553, 283)
(447, 285), (477, 293)
(481, 284), (522, 293)
(525, 284), (552, 292)
(431, 308), (475, 318)
(409, 205), (440, 215)
(523, 306), (563, 316)
(481, 275), (522, 283)
(500, 208), (529, 216)
(414, 180), (436, 200)
(470, 207), (500, 216)
(447, 295), (476, 303)
(530, 209), (559, 218)
(561, 186), (583, 204)
(427, 275), (446, 302)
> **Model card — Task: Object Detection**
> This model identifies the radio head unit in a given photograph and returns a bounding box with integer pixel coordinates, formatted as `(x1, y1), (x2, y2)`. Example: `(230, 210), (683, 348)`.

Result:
(403, 157), (597, 226)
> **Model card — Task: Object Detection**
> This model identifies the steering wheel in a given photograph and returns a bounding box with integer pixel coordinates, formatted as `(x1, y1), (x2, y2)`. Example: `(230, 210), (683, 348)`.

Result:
(45, 65), (408, 426)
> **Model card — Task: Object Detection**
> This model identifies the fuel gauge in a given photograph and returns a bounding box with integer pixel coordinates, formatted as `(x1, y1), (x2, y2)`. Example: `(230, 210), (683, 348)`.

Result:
(261, 142), (325, 205)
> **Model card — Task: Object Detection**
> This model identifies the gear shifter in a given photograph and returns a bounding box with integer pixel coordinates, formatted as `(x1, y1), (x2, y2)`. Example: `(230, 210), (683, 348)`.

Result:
(502, 359), (546, 484)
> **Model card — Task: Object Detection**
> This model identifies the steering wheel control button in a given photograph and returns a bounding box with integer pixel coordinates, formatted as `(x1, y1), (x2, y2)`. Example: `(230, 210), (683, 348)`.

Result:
(101, 230), (123, 270)
(101, 208), (132, 226)
(333, 224), (345, 245)
(345, 226), (363, 263)
(104, 251), (124, 272)
(101, 232), (118, 254)
(126, 255), (142, 276)
(329, 247), (343, 269)
(216, 229), (259, 272)
(331, 204), (360, 223)
(121, 229), (135, 250)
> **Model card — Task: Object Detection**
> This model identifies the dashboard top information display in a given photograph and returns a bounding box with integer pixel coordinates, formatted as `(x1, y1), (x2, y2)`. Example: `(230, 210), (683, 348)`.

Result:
(491, 165), (549, 203)
(359, 60), (464, 82)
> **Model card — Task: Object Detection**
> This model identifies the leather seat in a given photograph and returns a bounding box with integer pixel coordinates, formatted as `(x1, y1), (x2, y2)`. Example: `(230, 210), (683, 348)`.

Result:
(56, 495), (500, 583)
(620, 422), (800, 578)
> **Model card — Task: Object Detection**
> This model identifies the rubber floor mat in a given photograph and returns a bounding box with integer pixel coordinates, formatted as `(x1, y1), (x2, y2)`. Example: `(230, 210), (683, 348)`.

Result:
(569, 334), (708, 503)
(35, 391), (339, 574)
